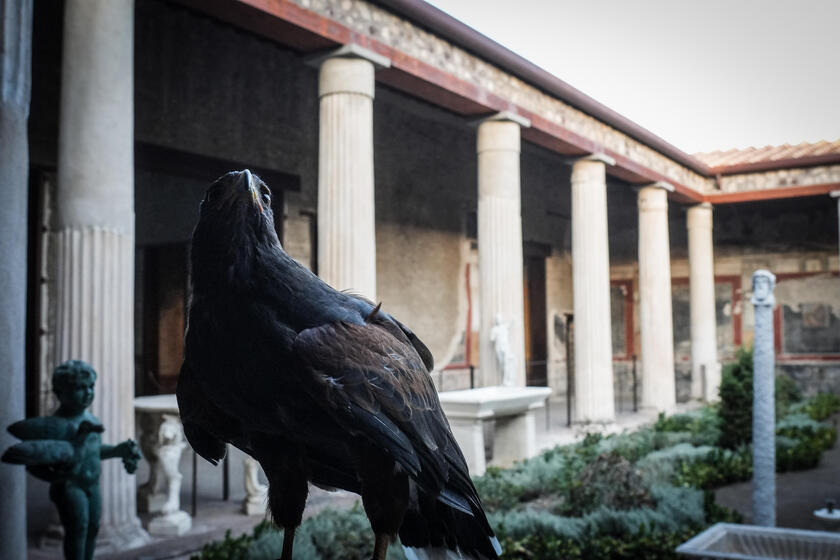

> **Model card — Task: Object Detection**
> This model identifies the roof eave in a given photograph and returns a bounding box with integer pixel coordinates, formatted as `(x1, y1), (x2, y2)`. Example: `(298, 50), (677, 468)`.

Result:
(372, 0), (713, 176)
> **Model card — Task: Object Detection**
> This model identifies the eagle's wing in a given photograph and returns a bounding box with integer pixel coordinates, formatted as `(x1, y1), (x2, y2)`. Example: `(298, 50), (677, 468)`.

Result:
(177, 361), (234, 465)
(292, 318), (478, 513)
(345, 294), (434, 372)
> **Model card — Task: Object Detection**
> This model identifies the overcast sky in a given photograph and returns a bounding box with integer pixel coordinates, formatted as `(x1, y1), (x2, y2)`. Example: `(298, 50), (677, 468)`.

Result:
(425, 0), (839, 155)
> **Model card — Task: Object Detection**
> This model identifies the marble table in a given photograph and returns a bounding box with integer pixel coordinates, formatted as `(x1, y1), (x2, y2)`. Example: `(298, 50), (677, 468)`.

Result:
(134, 394), (192, 536)
(438, 385), (552, 476)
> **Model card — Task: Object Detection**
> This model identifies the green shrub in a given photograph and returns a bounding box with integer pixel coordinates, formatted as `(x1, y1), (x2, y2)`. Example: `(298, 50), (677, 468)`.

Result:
(636, 443), (716, 484)
(653, 408), (721, 447)
(775, 435), (821, 472)
(774, 374), (803, 416)
(192, 521), (274, 560)
(718, 348), (754, 449)
(673, 447), (752, 490)
(490, 485), (706, 559)
(562, 452), (654, 516)
(473, 444), (588, 512)
(496, 526), (699, 560)
(193, 507), (407, 560)
(703, 490), (743, 524)
(804, 392), (840, 421)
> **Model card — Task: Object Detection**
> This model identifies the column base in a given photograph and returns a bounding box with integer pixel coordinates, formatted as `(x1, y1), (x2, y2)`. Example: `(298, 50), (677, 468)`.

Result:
(37, 522), (64, 550)
(96, 519), (151, 553)
(42, 519), (151, 553)
(639, 403), (678, 416)
(571, 420), (619, 435)
(147, 510), (192, 537)
(243, 497), (267, 516)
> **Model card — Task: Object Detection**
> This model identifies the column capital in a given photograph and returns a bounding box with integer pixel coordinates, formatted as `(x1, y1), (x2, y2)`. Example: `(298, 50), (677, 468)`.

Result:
(570, 152), (616, 167)
(309, 44), (390, 99)
(686, 202), (713, 229)
(472, 110), (531, 129)
(305, 43), (391, 70)
(640, 181), (674, 192)
(637, 184), (669, 212)
(476, 115), (525, 154)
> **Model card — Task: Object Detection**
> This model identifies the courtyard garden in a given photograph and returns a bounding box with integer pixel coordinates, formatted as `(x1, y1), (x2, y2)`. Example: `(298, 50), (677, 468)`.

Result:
(194, 350), (840, 559)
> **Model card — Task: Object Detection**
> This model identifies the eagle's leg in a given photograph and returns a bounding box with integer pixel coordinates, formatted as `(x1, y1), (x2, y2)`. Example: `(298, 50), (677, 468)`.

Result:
(359, 446), (410, 560)
(252, 444), (308, 560)
(281, 526), (296, 560)
(372, 534), (389, 560)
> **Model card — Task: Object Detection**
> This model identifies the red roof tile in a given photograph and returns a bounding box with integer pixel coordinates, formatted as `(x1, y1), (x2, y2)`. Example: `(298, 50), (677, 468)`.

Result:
(694, 140), (840, 171)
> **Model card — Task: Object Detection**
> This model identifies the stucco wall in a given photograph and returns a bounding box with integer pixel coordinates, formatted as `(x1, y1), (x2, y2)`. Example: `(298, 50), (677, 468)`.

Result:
(135, 0), (320, 189)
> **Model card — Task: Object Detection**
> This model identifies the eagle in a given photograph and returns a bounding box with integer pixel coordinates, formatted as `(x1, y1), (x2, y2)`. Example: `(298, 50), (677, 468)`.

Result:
(177, 170), (501, 560)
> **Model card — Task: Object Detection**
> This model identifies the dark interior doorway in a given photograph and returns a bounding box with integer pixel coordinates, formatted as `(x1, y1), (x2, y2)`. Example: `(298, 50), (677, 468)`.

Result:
(134, 144), (294, 395)
(524, 243), (549, 386)
(141, 243), (188, 395)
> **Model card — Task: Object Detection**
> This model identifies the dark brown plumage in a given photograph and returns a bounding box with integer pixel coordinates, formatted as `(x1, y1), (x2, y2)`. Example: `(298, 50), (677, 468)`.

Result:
(177, 170), (500, 560)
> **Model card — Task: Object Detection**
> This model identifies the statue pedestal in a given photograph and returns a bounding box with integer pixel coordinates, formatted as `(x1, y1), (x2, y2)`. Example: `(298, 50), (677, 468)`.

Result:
(138, 491), (168, 514)
(438, 386), (552, 475)
(148, 510), (192, 536)
(135, 395), (193, 536)
(242, 456), (268, 516)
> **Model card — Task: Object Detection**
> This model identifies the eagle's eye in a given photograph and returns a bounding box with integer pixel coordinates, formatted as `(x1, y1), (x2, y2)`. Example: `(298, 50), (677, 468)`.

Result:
(260, 185), (271, 206)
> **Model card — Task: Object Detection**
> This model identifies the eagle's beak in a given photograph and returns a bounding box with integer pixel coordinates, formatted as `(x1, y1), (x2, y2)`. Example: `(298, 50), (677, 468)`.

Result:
(246, 170), (264, 213)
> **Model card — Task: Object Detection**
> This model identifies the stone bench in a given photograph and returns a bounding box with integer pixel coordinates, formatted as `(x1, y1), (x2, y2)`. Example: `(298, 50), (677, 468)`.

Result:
(438, 386), (552, 476)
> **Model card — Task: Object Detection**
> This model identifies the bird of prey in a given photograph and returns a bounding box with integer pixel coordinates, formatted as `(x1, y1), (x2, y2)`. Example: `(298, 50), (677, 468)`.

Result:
(178, 170), (501, 560)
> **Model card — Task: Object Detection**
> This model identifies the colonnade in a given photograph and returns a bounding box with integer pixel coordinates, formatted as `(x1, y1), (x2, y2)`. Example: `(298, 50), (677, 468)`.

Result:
(4, 2), (724, 551)
(314, 45), (719, 421)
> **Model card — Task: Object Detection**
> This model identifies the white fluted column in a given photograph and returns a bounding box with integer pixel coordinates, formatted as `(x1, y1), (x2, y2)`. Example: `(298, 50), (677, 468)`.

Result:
(571, 154), (615, 422)
(477, 113), (530, 388)
(313, 45), (390, 301)
(0, 2), (32, 558)
(687, 202), (719, 401)
(55, 0), (148, 550)
(638, 183), (676, 412)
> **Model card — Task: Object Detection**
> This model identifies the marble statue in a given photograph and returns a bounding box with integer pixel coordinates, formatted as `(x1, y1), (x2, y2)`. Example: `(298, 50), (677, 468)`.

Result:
(1, 360), (142, 560)
(242, 456), (269, 515)
(489, 313), (516, 387)
(137, 409), (191, 535)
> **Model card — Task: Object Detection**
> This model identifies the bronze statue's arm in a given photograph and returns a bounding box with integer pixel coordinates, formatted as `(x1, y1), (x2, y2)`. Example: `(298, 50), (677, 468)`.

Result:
(100, 440), (142, 473)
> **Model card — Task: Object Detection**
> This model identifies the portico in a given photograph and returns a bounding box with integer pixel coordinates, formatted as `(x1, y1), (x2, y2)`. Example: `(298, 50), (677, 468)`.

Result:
(6, 1), (838, 558)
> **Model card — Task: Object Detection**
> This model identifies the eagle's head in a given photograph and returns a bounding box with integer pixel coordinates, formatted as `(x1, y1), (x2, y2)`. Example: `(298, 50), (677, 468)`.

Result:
(190, 170), (280, 293)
